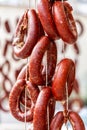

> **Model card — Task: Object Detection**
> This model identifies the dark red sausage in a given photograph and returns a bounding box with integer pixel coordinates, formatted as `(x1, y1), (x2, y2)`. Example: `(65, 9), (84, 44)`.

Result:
(9, 79), (39, 122)
(37, 0), (60, 40)
(53, 1), (77, 44)
(52, 58), (75, 100)
(13, 9), (43, 58)
(29, 36), (57, 85)
(50, 111), (64, 130)
(69, 111), (85, 130)
(33, 87), (52, 130)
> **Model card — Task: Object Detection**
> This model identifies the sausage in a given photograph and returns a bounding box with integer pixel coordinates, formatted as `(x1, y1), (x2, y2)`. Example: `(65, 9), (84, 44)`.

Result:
(52, 58), (75, 100)
(13, 9), (43, 59)
(50, 111), (64, 130)
(9, 79), (39, 122)
(37, 0), (60, 40)
(33, 87), (53, 130)
(69, 111), (85, 130)
(52, 1), (77, 44)
(29, 36), (57, 85)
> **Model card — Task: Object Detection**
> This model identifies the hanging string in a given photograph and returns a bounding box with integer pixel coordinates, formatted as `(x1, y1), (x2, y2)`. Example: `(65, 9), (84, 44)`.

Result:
(65, 82), (69, 113)
(24, 83), (27, 130)
(65, 82), (69, 130)
(24, 0), (30, 130)
(45, 51), (50, 130)
(45, 51), (48, 87)
(25, 58), (29, 130)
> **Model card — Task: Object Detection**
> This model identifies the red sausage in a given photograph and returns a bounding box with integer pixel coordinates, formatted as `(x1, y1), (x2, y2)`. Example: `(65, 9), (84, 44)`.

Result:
(50, 111), (64, 130)
(69, 111), (85, 130)
(33, 87), (53, 130)
(37, 0), (60, 40)
(9, 79), (39, 122)
(53, 1), (77, 44)
(29, 36), (57, 85)
(52, 58), (75, 100)
(13, 9), (43, 58)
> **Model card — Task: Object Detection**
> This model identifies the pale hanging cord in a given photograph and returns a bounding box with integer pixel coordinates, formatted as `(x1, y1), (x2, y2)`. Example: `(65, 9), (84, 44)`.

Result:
(45, 51), (48, 86)
(45, 51), (50, 130)
(24, 83), (27, 130)
(65, 82), (69, 130)
(25, 58), (29, 130)
(24, 0), (30, 129)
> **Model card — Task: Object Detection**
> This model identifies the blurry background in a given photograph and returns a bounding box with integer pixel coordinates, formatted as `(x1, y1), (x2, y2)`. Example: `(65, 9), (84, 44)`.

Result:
(0, 0), (87, 129)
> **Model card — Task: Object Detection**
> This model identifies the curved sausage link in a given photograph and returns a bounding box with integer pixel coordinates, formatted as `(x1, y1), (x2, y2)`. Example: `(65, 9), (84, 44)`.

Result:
(13, 9), (43, 59)
(37, 0), (60, 40)
(9, 79), (39, 122)
(52, 58), (75, 101)
(50, 111), (64, 130)
(53, 1), (77, 44)
(33, 87), (53, 130)
(29, 36), (57, 85)
(69, 111), (85, 130)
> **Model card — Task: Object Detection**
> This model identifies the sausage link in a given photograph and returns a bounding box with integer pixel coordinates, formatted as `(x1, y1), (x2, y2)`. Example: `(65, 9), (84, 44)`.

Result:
(69, 111), (85, 130)
(29, 36), (57, 85)
(33, 87), (52, 130)
(9, 79), (39, 122)
(52, 58), (75, 100)
(13, 9), (43, 58)
(53, 1), (77, 44)
(37, 0), (60, 40)
(50, 111), (64, 130)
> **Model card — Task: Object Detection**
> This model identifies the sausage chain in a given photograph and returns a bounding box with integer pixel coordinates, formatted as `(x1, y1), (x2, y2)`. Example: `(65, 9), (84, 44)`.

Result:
(8, 0), (85, 130)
